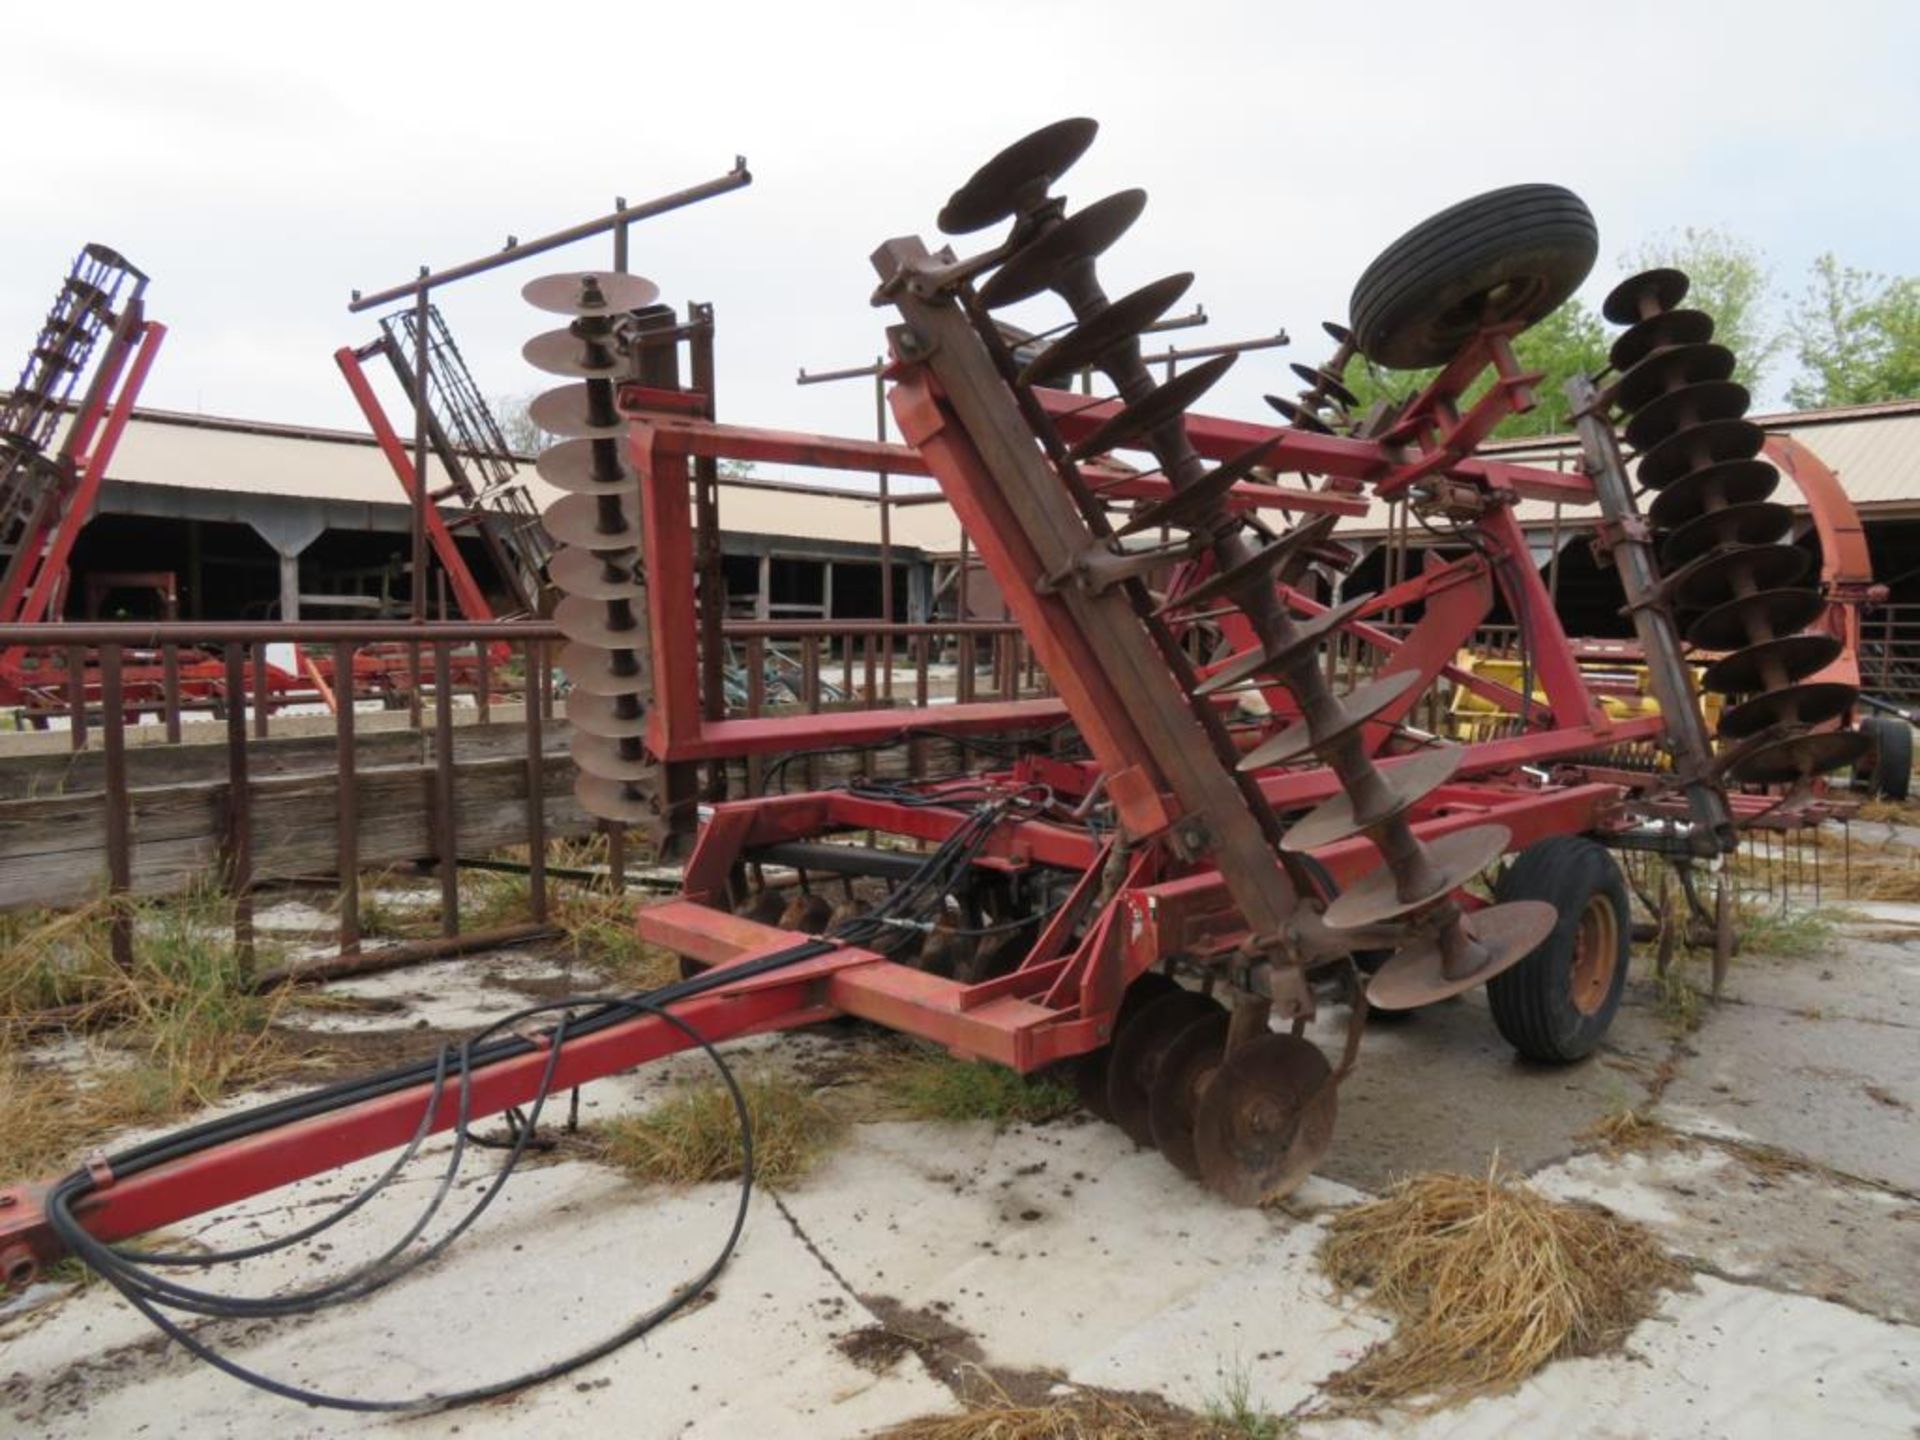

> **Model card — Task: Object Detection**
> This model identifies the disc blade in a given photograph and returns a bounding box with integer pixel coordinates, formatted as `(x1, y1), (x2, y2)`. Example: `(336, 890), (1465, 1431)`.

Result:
(1116, 437), (1280, 537)
(938, 117), (1099, 235)
(574, 772), (666, 831)
(1107, 990), (1225, 1147)
(1237, 669), (1425, 772)
(554, 592), (648, 649)
(572, 729), (658, 782)
(1155, 514), (1341, 616)
(536, 436), (633, 495)
(1636, 416), (1766, 490)
(1660, 501), (1792, 568)
(523, 327), (622, 379)
(1701, 632), (1844, 694)
(1726, 728), (1869, 785)
(1719, 682), (1858, 739)
(548, 545), (642, 601)
(1624, 379), (1752, 452)
(543, 490), (640, 552)
(1365, 900), (1559, 1010)
(1020, 273), (1194, 387)
(1609, 307), (1715, 372)
(1322, 824), (1511, 929)
(1670, 543), (1810, 612)
(1193, 595), (1369, 697)
(565, 688), (650, 740)
(528, 383), (622, 440)
(978, 189), (1147, 309)
(1067, 353), (1236, 461)
(523, 271), (660, 317)
(1280, 745), (1465, 853)
(1647, 458), (1778, 531)
(557, 641), (650, 696)
(1263, 394), (1333, 435)
(1615, 341), (1736, 414)
(1602, 267), (1690, 326)
(1146, 1010), (1230, 1178)
(1685, 588), (1826, 653)
(1191, 1033), (1336, 1206)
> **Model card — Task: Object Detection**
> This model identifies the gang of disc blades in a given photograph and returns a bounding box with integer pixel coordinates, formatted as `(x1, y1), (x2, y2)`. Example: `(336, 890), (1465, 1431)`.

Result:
(554, 592), (648, 649)
(1647, 458), (1778, 530)
(1067, 352), (1236, 460)
(1602, 267), (1690, 325)
(1193, 595), (1369, 697)
(548, 544), (642, 601)
(1365, 899), (1559, 1010)
(938, 117), (1099, 235)
(1726, 728), (1869, 785)
(1237, 668), (1425, 772)
(523, 327), (622, 378)
(978, 189), (1148, 309)
(1623, 379), (1753, 452)
(543, 490), (640, 552)
(557, 641), (650, 697)
(1669, 542), (1809, 611)
(1719, 682), (1858, 739)
(1609, 307), (1715, 371)
(1635, 416), (1766, 490)
(1263, 393), (1333, 434)
(572, 730), (659, 783)
(1615, 341), (1736, 414)
(575, 772), (666, 829)
(1659, 500), (1793, 568)
(1280, 744), (1465, 853)
(1118, 438), (1281, 537)
(1684, 587), (1826, 653)
(1701, 631), (1843, 694)
(1322, 823), (1512, 929)
(1154, 513), (1340, 615)
(1020, 272), (1193, 387)
(566, 688), (650, 740)
(1190, 1033), (1335, 1205)
(523, 270), (660, 316)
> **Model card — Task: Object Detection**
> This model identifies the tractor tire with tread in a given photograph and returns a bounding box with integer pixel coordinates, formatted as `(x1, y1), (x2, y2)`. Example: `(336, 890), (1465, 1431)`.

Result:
(1486, 835), (1628, 1063)
(1859, 715), (1913, 802)
(1349, 184), (1598, 370)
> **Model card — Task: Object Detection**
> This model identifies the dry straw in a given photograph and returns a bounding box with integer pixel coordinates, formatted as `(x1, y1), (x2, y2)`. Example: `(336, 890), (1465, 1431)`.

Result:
(1318, 1161), (1686, 1411)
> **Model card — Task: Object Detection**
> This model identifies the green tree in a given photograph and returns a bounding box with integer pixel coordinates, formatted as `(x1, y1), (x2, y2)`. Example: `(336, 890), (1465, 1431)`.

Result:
(1339, 297), (1610, 440)
(1787, 254), (1920, 408)
(1624, 227), (1784, 389)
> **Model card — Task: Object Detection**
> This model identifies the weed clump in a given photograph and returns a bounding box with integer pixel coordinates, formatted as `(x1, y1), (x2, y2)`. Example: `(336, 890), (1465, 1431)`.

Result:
(597, 1073), (842, 1189)
(876, 1047), (1077, 1127)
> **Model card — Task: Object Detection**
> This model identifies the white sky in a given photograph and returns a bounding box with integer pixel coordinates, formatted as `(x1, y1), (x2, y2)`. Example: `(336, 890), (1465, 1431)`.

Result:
(6, 0), (1916, 461)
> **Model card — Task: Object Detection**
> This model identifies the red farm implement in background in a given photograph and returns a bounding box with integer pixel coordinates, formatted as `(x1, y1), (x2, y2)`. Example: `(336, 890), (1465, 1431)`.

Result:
(0, 123), (1875, 1410)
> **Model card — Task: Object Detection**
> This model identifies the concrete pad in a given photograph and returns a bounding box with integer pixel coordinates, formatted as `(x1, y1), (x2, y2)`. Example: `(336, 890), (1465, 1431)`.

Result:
(1312, 992), (1669, 1193)
(1309, 1276), (1920, 1440)
(1533, 1145), (1920, 1323)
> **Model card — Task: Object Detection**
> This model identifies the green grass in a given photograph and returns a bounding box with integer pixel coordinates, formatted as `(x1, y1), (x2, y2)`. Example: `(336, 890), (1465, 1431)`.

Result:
(596, 1073), (843, 1190)
(1734, 898), (1846, 959)
(879, 1047), (1078, 1127)
(1204, 1360), (1293, 1438)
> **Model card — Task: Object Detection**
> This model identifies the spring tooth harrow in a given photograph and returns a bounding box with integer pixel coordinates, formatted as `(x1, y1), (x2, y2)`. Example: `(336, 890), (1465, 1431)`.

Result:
(0, 120), (1872, 1406)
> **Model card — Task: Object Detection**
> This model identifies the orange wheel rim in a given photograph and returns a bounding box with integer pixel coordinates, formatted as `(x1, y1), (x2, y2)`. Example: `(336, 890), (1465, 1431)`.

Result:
(1569, 893), (1618, 1016)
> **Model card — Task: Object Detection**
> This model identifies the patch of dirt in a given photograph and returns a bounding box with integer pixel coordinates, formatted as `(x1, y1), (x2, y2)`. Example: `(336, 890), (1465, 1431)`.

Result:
(274, 1022), (457, 1083)
(836, 1324), (916, 1373)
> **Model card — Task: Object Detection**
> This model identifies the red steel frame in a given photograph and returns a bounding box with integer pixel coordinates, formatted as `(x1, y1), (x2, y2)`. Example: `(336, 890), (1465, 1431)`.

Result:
(0, 328), (1746, 1277)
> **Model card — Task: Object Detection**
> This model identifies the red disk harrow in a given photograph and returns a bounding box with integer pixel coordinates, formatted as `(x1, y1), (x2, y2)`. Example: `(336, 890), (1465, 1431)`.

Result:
(0, 121), (1870, 1408)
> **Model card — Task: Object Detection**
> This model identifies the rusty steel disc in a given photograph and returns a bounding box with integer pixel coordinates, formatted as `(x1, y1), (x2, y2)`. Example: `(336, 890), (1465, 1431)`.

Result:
(574, 772), (666, 831)
(1615, 341), (1736, 414)
(528, 383), (623, 440)
(554, 592), (648, 649)
(1701, 631), (1844, 695)
(1647, 457), (1778, 529)
(1602, 267), (1691, 325)
(1280, 745), (1464, 853)
(1066, 352), (1236, 460)
(543, 491), (640, 552)
(1726, 728), (1869, 785)
(1237, 669), (1425, 772)
(548, 544), (642, 601)
(572, 729), (657, 783)
(1660, 501), (1794, 568)
(1609, 307), (1715, 372)
(1118, 437), (1279, 537)
(978, 189), (1148, 309)
(1323, 824), (1512, 930)
(1155, 514), (1341, 616)
(1193, 595), (1371, 697)
(1107, 989), (1224, 1147)
(1718, 682), (1859, 739)
(1670, 543), (1810, 612)
(565, 689), (650, 740)
(938, 117), (1099, 235)
(1020, 273), (1193, 387)
(522, 270), (660, 317)
(522, 327), (623, 379)
(1365, 900), (1559, 1011)
(1263, 393), (1334, 435)
(1685, 587), (1826, 653)
(1191, 1033), (1336, 1205)
(1635, 416), (1766, 490)
(1624, 379), (1753, 453)
(1289, 362), (1360, 410)
(535, 436), (633, 495)
(1146, 1010), (1231, 1178)
(1072, 970), (1180, 1121)
(556, 641), (650, 697)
